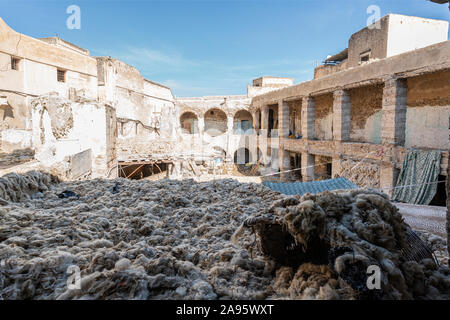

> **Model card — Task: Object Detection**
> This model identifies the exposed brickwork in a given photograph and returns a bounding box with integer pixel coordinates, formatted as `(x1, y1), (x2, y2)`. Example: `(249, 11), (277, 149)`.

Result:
(332, 90), (351, 141)
(349, 84), (383, 143)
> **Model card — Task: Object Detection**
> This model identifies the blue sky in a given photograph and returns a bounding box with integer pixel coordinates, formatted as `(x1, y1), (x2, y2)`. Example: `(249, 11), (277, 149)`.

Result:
(0, 0), (448, 97)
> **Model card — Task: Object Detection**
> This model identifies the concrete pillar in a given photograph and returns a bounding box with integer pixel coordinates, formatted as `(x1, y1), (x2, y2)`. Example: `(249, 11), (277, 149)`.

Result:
(331, 157), (342, 178)
(278, 100), (290, 139)
(259, 106), (270, 165)
(380, 163), (400, 198)
(198, 116), (205, 135)
(301, 96), (315, 139)
(301, 153), (315, 182)
(261, 106), (269, 137)
(226, 116), (234, 159)
(227, 116), (233, 135)
(278, 100), (291, 181)
(332, 89), (351, 141)
(381, 78), (407, 146)
(258, 134), (268, 166)
(253, 111), (261, 132)
(279, 150), (291, 181)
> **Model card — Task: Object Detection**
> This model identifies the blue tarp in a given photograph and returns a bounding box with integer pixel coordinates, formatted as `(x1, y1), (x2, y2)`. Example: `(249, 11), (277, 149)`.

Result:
(263, 177), (359, 196)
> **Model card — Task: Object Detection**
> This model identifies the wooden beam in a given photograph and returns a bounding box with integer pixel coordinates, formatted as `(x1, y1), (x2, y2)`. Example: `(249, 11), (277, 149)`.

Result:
(126, 164), (144, 179)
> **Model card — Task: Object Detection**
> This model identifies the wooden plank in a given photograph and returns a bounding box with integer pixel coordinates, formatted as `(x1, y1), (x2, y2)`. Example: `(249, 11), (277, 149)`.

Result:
(126, 164), (144, 179)
(188, 160), (200, 176)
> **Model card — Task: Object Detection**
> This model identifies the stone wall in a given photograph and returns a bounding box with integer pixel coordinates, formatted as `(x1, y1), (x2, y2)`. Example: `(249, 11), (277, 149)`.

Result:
(349, 84), (383, 144)
(405, 70), (450, 150)
(314, 93), (333, 140)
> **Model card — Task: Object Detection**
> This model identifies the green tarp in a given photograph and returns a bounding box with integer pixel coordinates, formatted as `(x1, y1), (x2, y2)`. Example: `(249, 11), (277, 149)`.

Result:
(392, 149), (441, 205)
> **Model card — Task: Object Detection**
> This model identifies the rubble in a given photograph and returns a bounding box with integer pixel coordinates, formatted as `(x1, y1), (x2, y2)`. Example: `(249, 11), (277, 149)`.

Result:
(0, 172), (449, 300)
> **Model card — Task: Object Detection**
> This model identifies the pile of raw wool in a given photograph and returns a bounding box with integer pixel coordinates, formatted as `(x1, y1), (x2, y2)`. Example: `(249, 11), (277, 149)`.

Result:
(0, 171), (449, 300)
(0, 171), (282, 300)
(0, 149), (34, 169)
(238, 189), (450, 300)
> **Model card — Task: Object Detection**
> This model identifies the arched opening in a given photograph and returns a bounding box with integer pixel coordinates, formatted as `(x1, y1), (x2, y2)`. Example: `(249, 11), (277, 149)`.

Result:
(233, 110), (253, 134)
(180, 112), (198, 134)
(234, 147), (252, 164)
(204, 108), (227, 137)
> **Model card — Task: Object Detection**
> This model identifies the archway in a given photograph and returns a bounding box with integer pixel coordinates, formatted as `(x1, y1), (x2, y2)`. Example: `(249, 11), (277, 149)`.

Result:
(180, 112), (198, 134)
(233, 110), (253, 134)
(234, 147), (252, 164)
(204, 108), (227, 137)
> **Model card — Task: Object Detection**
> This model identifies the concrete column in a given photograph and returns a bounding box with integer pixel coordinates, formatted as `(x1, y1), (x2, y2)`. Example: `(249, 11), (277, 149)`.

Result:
(198, 116), (205, 135)
(227, 116), (233, 135)
(261, 106), (269, 137)
(259, 106), (270, 166)
(253, 111), (261, 132)
(279, 150), (291, 181)
(278, 100), (291, 181)
(226, 116), (234, 159)
(278, 100), (290, 139)
(331, 157), (342, 178)
(301, 153), (315, 182)
(301, 96), (315, 139)
(332, 89), (351, 141)
(381, 78), (407, 146)
(380, 164), (400, 198)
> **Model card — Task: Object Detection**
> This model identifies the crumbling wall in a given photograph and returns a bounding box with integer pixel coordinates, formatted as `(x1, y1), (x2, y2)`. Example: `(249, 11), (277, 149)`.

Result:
(31, 95), (117, 179)
(314, 94), (333, 140)
(349, 84), (383, 144)
(314, 155), (332, 180)
(0, 93), (32, 152)
(405, 70), (450, 150)
(287, 100), (301, 137)
(333, 158), (380, 188)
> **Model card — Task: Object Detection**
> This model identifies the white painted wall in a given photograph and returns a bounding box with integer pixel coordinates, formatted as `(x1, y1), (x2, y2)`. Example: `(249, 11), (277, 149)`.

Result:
(387, 15), (449, 58)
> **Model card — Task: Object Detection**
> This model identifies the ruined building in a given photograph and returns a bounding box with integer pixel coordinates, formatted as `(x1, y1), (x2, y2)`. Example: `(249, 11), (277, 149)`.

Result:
(0, 14), (449, 201)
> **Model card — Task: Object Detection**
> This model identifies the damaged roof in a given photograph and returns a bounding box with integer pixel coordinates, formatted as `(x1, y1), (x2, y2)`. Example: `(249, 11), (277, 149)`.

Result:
(325, 48), (348, 63)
